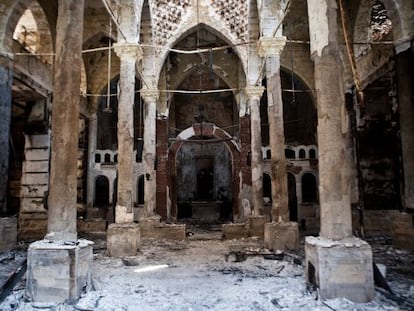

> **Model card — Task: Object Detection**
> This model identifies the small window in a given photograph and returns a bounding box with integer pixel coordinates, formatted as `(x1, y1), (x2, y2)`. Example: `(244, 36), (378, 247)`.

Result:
(285, 149), (295, 159)
(137, 175), (145, 205)
(95, 154), (101, 163)
(136, 139), (144, 162)
(309, 149), (316, 159)
(114, 154), (118, 163)
(104, 153), (111, 163)
(299, 149), (306, 159)
(266, 150), (271, 159)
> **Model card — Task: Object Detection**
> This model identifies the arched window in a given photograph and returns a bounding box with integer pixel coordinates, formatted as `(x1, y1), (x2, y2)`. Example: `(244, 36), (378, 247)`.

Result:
(95, 154), (101, 163)
(137, 175), (145, 205)
(285, 149), (295, 159)
(95, 175), (109, 207)
(266, 150), (271, 159)
(104, 153), (111, 163)
(302, 173), (318, 203)
(309, 149), (316, 159)
(299, 149), (306, 159)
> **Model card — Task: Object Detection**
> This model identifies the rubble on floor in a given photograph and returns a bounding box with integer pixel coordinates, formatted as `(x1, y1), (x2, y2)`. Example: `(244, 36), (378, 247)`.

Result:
(0, 234), (412, 310)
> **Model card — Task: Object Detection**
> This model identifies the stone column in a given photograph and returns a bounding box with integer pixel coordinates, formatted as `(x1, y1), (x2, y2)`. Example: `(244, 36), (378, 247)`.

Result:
(258, 37), (299, 251)
(26, 1), (93, 304)
(258, 37), (289, 222)
(113, 43), (142, 223)
(245, 86), (264, 215)
(392, 46), (414, 251)
(86, 114), (97, 208)
(46, 0), (84, 241)
(245, 86), (269, 237)
(397, 48), (414, 211)
(238, 116), (251, 221)
(140, 88), (159, 219)
(156, 117), (168, 220)
(106, 43), (142, 257)
(304, 0), (373, 302)
(0, 54), (13, 213)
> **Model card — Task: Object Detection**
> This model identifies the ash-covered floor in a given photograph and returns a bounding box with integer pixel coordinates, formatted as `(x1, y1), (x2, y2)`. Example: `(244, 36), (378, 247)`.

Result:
(1, 232), (413, 311)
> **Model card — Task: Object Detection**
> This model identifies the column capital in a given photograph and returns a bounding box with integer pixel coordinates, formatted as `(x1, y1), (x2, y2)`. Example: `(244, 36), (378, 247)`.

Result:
(245, 86), (265, 101)
(113, 42), (143, 61)
(257, 36), (287, 58)
(140, 88), (159, 102)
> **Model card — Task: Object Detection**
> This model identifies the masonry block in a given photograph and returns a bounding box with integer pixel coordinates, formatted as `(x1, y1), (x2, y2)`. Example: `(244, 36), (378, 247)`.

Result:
(305, 236), (374, 303)
(0, 217), (17, 251)
(77, 219), (107, 233)
(392, 212), (414, 251)
(222, 223), (248, 239)
(264, 222), (299, 251)
(18, 212), (48, 240)
(248, 215), (270, 238)
(26, 239), (93, 303)
(107, 223), (140, 257)
(140, 217), (186, 240)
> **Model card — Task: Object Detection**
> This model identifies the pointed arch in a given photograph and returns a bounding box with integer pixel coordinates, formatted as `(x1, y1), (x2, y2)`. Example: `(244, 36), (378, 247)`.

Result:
(154, 23), (247, 86)
(0, 0), (55, 53)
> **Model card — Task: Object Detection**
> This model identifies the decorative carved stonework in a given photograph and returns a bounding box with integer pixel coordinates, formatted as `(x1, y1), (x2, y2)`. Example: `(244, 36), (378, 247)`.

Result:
(113, 43), (143, 60)
(245, 86), (265, 101)
(152, 0), (191, 46)
(211, 0), (248, 42)
(140, 88), (160, 102)
(257, 36), (286, 57)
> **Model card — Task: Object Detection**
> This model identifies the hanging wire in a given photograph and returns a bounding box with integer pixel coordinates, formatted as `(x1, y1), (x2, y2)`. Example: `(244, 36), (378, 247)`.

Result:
(271, 0), (292, 37)
(101, 0), (127, 41)
(103, 17), (113, 113)
(338, 0), (364, 106)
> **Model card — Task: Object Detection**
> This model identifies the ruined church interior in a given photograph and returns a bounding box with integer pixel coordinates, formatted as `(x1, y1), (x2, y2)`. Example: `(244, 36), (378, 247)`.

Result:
(0, 0), (414, 309)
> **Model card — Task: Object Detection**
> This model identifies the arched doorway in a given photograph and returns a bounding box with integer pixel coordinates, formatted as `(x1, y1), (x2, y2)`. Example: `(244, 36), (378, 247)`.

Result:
(94, 175), (109, 207)
(175, 128), (233, 223)
(169, 124), (240, 224)
(288, 173), (298, 222)
(137, 175), (144, 205)
(302, 173), (318, 204)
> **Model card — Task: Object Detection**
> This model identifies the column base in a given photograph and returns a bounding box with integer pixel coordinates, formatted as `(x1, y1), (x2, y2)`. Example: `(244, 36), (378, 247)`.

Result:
(247, 215), (270, 238)
(264, 221), (299, 251)
(222, 223), (248, 239)
(140, 216), (186, 240)
(107, 223), (140, 257)
(305, 236), (374, 303)
(392, 212), (414, 251)
(0, 217), (17, 251)
(26, 239), (93, 303)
